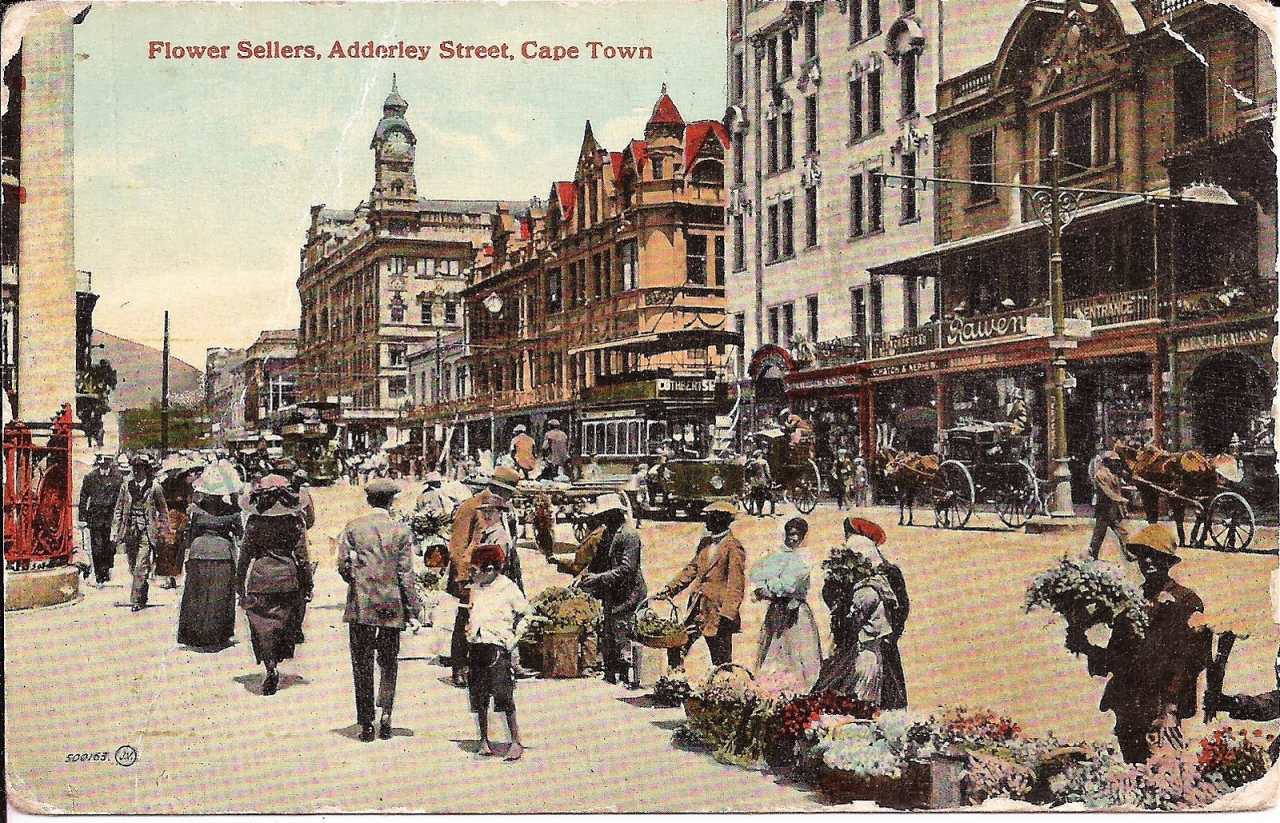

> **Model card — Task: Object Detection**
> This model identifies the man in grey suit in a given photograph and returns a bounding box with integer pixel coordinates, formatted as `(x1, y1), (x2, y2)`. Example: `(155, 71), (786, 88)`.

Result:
(577, 494), (646, 686)
(338, 478), (424, 742)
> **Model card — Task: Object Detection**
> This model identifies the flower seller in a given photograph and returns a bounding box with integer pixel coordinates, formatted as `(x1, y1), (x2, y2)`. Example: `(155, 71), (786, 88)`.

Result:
(577, 494), (647, 685)
(748, 516), (821, 694)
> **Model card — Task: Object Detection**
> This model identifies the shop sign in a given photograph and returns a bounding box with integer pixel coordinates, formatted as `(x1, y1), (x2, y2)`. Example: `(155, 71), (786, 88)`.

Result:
(748, 344), (797, 379)
(1070, 289), (1156, 326)
(583, 381), (658, 403)
(947, 352), (1005, 370)
(816, 336), (866, 362)
(657, 377), (716, 395)
(581, 408), (640, 420)
(789, 375), (857, 391)
(943, 310), (1032, 348)
(870, 359), (942, 378)
(872, 326), (939, 358)
(1175, 326), (1272, 354)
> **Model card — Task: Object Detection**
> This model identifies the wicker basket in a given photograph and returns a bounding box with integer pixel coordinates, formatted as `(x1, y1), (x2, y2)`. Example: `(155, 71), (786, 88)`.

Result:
(633, 596), (689, 649)
(683, 663), (756, 737)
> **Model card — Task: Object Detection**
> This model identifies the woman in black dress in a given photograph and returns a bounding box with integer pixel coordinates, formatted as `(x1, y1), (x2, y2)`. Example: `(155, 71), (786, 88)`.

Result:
(237, 474), (312, 695)
(177, 466), (244, 648)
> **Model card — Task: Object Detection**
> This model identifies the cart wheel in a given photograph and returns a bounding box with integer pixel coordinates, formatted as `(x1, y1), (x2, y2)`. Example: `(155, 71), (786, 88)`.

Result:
(791, 461), (820, 514)
(997, 461), (1041, 529)
(1207, 491), (1255, 551)
(932, 460), (974, 529)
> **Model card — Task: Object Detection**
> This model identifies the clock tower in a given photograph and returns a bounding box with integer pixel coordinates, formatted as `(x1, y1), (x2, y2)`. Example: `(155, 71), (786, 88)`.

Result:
(370, 75), (418, 207)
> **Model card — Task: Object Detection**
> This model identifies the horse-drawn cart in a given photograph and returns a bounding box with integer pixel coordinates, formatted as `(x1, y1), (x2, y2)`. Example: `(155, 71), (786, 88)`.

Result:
(1128, 473), (1256, 551)
(741, 428), (823, 515)
(930, 423), (1043, 530)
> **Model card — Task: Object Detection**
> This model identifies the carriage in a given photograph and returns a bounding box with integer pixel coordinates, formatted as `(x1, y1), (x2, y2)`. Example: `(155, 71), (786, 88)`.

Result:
(929, 423), (1043, 530)
(738, 427), (823, 516)
(1123, 454), (1258, 552)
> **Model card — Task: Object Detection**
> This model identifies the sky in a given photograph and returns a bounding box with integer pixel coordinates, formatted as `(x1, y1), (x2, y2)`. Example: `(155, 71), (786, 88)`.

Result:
(70, 0), (1020, 368)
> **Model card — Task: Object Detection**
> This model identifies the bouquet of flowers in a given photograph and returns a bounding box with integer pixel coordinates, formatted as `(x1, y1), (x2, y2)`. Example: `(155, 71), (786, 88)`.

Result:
(820, 737), (905, 780)
(653, 670), (694, 707)
(1026, 556), (1150, 638)
(522, 586), (603, 643)
(962, 750), (1036, 804)
(407, 509), (448, 540)
(1050, 746), (1223, 810)
(1196, 727), (1273, 789)
(777, 692), (876, 745)
(822, 545), (878, 588)
(931, 706), (1023, 750)
(633, 599), (687, 648)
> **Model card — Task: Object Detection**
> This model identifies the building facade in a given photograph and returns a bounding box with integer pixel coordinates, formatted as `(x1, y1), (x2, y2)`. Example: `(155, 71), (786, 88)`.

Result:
(243, 329), (298, 430)
(295, 79), (523, 449)
(789, 0), (1276, 501)
(410, 89), (733, 469)
(726, 0), (947, 460)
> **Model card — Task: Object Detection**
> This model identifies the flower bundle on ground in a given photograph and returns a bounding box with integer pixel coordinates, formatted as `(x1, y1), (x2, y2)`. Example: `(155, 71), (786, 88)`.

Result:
(415, 568), (444, 592)
(1197, 727), (1273, 789)
(1026, 555), (1150, 637)
(653, 671), (693, 706)
(1050, 747), (1223, 810)
(522, 586), (602, 642)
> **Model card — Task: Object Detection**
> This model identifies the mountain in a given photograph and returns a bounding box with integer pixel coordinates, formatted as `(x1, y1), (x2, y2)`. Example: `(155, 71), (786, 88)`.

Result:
(92, 329), (203, 411)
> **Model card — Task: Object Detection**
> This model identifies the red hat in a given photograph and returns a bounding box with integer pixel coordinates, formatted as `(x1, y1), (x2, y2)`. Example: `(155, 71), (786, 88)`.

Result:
(843, 517), (886, 546)
(471, 543), (506, 569)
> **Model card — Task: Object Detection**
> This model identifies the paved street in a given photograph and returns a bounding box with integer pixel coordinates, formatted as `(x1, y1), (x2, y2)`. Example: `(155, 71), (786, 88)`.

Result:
(5, 484), (1278, 813)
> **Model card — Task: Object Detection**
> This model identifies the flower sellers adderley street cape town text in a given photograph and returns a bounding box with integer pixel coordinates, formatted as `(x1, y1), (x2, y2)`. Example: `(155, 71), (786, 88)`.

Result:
(146, 39), (654, 62)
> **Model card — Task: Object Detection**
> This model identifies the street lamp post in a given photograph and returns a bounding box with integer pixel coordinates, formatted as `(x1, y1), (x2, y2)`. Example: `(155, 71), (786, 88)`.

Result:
(1043, 150), (1075, 517)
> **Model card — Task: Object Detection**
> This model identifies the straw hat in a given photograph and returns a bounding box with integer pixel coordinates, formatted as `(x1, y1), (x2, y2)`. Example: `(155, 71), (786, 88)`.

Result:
(365, 478), (400, 496)
(487, 466), (521, 493)
(704, 501), (737, 517)
(1128, 524), (1179, 563)
(588, 493), (627, 517)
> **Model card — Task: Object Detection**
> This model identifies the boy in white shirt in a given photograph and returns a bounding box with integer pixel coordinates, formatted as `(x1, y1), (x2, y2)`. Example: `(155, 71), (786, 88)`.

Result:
(466, 543), (530, 760)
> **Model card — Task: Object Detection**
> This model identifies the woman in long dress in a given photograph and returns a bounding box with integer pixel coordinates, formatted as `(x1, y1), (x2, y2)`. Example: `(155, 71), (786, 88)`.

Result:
(811, 519), (904, 706)
(237, 474), (311, 695)
(155, 465), (199, 589)
(749, 517), (822, 694)
(177, 472), (243, 648)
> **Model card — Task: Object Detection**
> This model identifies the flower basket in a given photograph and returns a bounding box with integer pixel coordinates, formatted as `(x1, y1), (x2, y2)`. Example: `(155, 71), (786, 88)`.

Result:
(891, 755), (967, 810)
(684, 663), (756, 748)
(517, 638), (542, 673)
(540, 628), (582, 678)
(633, 596), (688, 649)
(814, 763), (901, 805)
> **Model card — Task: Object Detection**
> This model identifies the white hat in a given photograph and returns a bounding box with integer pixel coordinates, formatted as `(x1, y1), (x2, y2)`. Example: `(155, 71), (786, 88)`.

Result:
(589, 493), (627, 517)
(513, 424), (527, 434)
(1000, 298), (1016, 308)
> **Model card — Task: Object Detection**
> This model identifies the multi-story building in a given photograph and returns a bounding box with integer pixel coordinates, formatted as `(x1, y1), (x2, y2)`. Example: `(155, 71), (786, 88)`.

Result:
(793, 0), (1276, 501)
(205, 346), (247, 445)
(412, 89), (734, 469)
(295, 79), (524, 449)
(243, 329), (298, 429)
(726, 0), (948, 461)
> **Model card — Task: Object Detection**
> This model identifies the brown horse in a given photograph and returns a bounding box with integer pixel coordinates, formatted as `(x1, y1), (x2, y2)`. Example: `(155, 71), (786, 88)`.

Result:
(1113, 441), (1221, 547)
(876, 448), (940, 526)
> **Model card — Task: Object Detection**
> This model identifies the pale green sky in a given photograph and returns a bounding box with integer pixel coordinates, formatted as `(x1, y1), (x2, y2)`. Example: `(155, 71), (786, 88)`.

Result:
(72, 0), (1017, 367)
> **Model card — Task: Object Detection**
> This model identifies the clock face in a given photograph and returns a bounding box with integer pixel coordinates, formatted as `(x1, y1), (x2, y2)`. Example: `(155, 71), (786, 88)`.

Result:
(384, 130), (410, 155)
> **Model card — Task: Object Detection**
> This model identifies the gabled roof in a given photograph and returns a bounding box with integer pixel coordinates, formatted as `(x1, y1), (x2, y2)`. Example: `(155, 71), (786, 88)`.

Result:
(647, 91), (685, 128)
(628, 139), (649, 172)
(553, 181), (577, 216)
(609, 151), (625, 181)
(683, 120), (729, 172)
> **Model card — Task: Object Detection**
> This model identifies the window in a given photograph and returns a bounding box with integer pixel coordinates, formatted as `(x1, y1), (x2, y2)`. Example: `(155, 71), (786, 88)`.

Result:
(389, 300), (404, 324)
(870, 279), (883, 335)
(389, 344), (406, 366)
(1061, 96), (1093, 174)
(732, 133), (745, 183)
(576, 261), (588, 305)
(734, 52), (745, 102)
(805, 187), (818, 248)
(901, 50), (917, 117)
(805, 95), (818, 154)
(592, 253), (604, 297)
(417, 258), (434, 278)
(781, 198), (795, 258)
(733, 312), (746, 374)
(733, 216), (746, 270)
(868, 68), (882, 132)
(421, 301), (433, 325)
(849, 78), (863, 140)
(850, 175), (864, 237)
(782, 302), (796, 343)
(389, 256), (405, 275)
(901, 151), (918, 222)
(902, 0), (916, 13)
(388, 377), (406, 399)
(618, 240), (639, 290)
(781, 31), (793, 78)
(686, 234), (708, 285)
(1039, 110), (1057, 182)
(781, 110), (794, 169)
(444, 300), (458, 326)
(1174, 60), (1208, 144)
(804, 5), (817, 59)
(713, 236), (725, 286)
(546, 267), (562, 312)
(852, 288), (867, 337)
(850, 2), (862, 43)
(768, 306), (781, 344)
(767, 38), (778, 88)
(767, 116), (779, 173)
(652, 156), (665, 179)
(868, 0), (881, 35)
(904, 277), (919, 329)
(806, 294), (819, 341)
(767, 203), (780, 261)
(1094, 93), (1112, 166)
(969, 130), (995, 203)
(868, 171), (883, 232)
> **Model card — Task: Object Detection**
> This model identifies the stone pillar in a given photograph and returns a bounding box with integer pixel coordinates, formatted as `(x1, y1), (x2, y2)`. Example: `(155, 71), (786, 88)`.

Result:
(16, 6), (77, 423)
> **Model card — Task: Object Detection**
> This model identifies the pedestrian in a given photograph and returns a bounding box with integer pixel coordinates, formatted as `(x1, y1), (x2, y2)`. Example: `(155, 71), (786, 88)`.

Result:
(577, 494), (647, 686)
(746, 449), (773, 516)
(852, 458), (870, 507)
(1089, 450), (1134, 561)
(177, 463), (244, 648)
(445, 466), (521, 686)
(655, 501), (746, 669)
(509, 424), (537, 479)
(414, 471), (456, 568)
(1068, 524), (1211, 763)
(831, 449), (854, 510)
(237, 474), (312, 697)
(843, 516), (909, 708)
(156, 460), (200, 590)
(79, 453), (123, 585)
(337, 478), (423, 742)
(466, 542), (530, 760)
(812, 519), (904, 707)
(539, 419), (570, 480)
(749, 516), (822, 694)
(110, 455), (169, 611)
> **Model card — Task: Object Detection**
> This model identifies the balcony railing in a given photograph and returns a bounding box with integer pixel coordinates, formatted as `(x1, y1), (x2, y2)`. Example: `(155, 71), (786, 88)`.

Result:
(1149, 0), (1201, 18)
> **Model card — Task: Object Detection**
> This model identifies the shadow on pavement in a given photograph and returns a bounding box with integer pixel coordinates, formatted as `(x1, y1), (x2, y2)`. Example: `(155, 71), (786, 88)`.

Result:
(180, 640), (237, 654)
(651, 718), (684, 731)
(233, 672), (309, 696)
(616, 694), (670, 709)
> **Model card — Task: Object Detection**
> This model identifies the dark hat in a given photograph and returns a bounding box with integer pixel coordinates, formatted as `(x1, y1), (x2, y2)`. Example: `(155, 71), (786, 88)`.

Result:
(365, 478), (400, 497)
(471, 543), (506, 569)
(843, 516), (886, 546)
(784, 516), (809, 537)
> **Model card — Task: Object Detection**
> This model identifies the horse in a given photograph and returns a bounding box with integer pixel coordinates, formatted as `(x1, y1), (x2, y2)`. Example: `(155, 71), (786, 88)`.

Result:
(1112, 440), (1223, 547)
(876, 447), (940, 526)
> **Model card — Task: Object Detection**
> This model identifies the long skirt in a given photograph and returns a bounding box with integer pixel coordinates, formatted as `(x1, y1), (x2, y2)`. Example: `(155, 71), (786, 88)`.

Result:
(879, 638), (908, 710)
(153, 511), (188, 577)
(755, 599), (822, 695)
(245, 591), (301, 664)
(811, 637), (884, 704)
(177, 559), (236, 647)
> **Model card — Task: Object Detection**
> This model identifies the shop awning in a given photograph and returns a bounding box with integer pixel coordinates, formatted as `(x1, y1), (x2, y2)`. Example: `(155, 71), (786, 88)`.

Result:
(568, 328), (742, 356)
